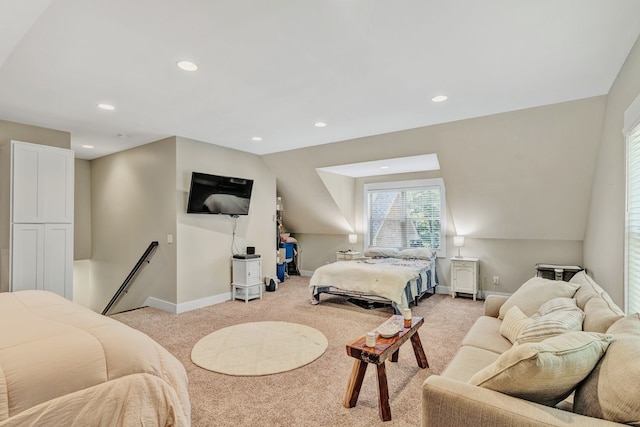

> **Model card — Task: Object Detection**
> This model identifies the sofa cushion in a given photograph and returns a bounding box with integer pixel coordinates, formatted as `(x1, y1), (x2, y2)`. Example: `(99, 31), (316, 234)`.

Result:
(569, 271), (624, 315)
(515, 308), (584, 344)
(498, 277), (580, 320)
(574, 314), (640, 424)
(441, 345), (501, 382)
(499, 306), (532, 344)
(462, 316), (513, 354)
(582, 296), (625, 333)
(469, 331), (612, 407)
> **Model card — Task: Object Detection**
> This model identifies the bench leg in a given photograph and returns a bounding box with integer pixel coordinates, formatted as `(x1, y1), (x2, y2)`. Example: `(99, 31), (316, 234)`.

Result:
(410, 333), (429, 368)
(391, 349), (399, 362)
(344, 360), (368, 408)
(376, 362), (392, 421)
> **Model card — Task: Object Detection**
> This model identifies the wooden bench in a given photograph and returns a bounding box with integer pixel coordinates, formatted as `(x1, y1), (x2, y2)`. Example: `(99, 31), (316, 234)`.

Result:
(343, 315), (428, 421)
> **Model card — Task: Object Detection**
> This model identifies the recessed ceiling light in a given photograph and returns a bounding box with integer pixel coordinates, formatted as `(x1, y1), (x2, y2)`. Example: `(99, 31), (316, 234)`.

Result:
(252, 137), (262, 141)
(97, 103), (115, 110)
(380, 166), (389, 169)
(176, 60), (198, 71)
(82, 145), (94, 149)
(314, 122), (327, 128)
(431, 95), (448, 102)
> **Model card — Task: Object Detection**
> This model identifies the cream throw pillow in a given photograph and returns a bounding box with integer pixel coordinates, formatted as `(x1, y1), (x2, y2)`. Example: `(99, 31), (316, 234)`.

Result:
(498, 277), (580, 320)
(516, 309), (584, 344)
(500, 306), (532, 344)
(469, 331), (612, 407)
(537, 297), (578, 315)
(574, 314), (640, 424)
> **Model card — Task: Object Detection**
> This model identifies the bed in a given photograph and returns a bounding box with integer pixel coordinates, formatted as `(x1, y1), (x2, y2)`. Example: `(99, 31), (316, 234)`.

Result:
(0, 290), (190, 426)
(309, 248), (438, 313)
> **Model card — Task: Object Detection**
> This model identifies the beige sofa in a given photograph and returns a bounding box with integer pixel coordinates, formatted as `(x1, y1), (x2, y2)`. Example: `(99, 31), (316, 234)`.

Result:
(422, 271), (640, 426)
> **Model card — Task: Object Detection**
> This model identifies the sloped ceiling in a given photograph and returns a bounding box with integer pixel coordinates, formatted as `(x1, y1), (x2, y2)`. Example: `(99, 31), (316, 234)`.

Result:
(264, 96), (606, 240)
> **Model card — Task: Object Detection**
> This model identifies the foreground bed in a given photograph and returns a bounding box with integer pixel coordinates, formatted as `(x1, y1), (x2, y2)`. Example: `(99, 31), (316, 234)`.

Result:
(0, 290), (190, 426)
(309, 248), (438, 313)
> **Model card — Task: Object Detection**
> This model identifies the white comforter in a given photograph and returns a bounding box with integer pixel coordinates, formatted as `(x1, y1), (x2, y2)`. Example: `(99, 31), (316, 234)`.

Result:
(309, 259), (426, 305)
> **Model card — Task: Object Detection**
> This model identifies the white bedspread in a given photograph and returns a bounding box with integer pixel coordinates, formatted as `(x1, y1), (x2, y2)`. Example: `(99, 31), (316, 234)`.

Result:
(309, 259), (425, 305)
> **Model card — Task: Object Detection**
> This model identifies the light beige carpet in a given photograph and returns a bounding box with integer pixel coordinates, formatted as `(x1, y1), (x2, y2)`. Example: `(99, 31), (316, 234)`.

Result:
(191, 321), (328, 376)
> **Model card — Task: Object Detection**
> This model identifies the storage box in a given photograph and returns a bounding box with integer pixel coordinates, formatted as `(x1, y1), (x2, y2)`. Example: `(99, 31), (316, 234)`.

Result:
(535, 263), (584, 281)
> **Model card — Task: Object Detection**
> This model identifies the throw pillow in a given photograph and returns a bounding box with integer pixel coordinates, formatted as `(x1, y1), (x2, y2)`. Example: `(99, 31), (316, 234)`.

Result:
(469, 331), (612, 407)
(500, 306), (533, 344)
(498, 277), (580, 320)
(574, 314), (640, 424)
(537, 297), (578, 315)
(515, 309), (584, 344)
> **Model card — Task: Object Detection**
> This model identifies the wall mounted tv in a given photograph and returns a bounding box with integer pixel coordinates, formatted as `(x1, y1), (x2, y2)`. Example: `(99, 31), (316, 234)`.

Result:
(186, 172), (254, 216)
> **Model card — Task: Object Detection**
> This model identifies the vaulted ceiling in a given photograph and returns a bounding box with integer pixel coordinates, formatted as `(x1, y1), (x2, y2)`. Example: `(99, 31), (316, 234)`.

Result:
(1, 1), (640, 160)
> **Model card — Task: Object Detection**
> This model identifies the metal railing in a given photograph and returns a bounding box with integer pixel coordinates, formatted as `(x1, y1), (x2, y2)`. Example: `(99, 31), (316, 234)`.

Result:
(102, 241), (159, 315)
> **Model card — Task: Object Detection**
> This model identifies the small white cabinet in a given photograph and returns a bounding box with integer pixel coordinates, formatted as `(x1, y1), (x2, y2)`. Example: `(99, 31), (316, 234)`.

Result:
(232, 257), (263, 302)
(451, 257), (480, 301)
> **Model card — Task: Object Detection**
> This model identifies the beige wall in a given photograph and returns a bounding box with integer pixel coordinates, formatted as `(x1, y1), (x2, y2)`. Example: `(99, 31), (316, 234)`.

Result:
(74, 158), (91, 260)
(0, 120), (70, 149)
(90, 137), (177, 313)
(176, 137), (277, 305)
(584, 35), (640, 308)
(268, 97), (605, 295)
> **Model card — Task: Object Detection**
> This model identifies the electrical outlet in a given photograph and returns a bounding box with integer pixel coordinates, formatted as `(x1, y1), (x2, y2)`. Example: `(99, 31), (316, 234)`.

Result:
(492, 276), (500, 285)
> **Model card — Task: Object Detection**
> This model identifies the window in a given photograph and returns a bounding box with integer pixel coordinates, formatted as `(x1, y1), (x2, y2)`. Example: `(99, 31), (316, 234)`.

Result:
(364, 178), (446, 257)
(625, 93), (640, 315)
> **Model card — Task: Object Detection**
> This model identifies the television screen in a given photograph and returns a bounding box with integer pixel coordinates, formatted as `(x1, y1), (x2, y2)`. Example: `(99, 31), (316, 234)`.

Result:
(186, 172), (254, 215)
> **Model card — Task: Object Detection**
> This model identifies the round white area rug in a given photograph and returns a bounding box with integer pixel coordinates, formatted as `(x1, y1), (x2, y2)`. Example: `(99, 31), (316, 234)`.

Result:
(191, 321), (328, 376)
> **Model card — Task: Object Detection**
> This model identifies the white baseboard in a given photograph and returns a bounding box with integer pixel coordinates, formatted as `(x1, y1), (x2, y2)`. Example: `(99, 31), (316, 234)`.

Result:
(145, 292), (232, 314)
(299, 270), (313, 277)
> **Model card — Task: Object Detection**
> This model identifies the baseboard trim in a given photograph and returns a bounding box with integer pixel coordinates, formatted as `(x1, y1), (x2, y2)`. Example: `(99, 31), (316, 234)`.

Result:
(300, 270), (313, 277)
(145, 292), (232, 314)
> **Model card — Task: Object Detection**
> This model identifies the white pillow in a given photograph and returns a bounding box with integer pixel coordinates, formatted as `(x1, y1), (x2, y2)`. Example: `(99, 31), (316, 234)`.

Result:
(516, 309), (585, 344)
(498, 277), (580, 320)
(364, 247), (399, 258)
(396, 248), (434, 260)
(500, 306), (532, 344)
(469, 331), (612, 406)
(537, 297), (578, 315)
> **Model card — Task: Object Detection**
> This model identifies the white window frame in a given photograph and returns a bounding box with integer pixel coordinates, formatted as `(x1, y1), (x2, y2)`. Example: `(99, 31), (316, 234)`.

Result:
(624, 93), (640, 314)
(363, 178), (446, 257)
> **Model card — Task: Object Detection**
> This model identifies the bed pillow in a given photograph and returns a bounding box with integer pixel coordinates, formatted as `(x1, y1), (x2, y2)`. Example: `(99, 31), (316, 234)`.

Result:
(498, 277), (580, 320)
(364, 247), (399, 258)
(515, 308), (585, 344)
(396, 248), (433, 260)
(469, 331), (612, 406)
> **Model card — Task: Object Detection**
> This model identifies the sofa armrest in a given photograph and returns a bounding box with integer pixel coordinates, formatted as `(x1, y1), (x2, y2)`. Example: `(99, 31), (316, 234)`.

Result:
(484, 295), (509, 317)
(422, 376), (622, 427)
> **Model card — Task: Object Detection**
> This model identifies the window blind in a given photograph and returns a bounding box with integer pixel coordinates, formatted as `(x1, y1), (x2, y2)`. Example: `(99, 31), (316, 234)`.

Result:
(627, 125), (640, 314)
(366, 185), (441, 250)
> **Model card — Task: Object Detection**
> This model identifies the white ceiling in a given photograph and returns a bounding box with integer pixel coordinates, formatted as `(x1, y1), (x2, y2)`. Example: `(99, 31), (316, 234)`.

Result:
(1, 1), (640, 161)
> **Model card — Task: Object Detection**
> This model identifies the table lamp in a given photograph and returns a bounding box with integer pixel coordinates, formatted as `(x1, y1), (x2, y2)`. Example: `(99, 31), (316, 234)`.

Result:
(453, 235), (465, 258)
(348, 234), (357, 252)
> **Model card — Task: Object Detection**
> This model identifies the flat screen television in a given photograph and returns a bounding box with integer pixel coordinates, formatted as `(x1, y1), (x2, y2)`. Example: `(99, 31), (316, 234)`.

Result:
(186, 172), (254, 216)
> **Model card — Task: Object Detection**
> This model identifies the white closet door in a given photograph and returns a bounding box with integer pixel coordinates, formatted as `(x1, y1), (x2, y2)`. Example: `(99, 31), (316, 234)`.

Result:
(43, 223), (73, 298)
(11, 144), (41, 223)
(41, 149), (74, 223)
(12, 224), (44, 291)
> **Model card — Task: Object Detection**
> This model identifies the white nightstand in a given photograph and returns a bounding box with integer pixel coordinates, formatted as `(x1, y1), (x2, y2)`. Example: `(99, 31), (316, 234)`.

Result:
(336, 251), (362, 261)
(451, 257), (480, 301)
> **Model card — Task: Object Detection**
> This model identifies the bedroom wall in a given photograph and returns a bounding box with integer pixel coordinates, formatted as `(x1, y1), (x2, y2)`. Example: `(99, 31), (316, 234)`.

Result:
(266, 96), (605, 296)
(175, 137), (277, 307)
(584, 34), (640, 308)
(89, 137), (177, 313)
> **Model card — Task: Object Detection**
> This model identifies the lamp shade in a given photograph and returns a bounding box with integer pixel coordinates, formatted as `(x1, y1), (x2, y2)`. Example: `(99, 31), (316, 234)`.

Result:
(453, 235), (465, 247)
(348, 234), (358, 244)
